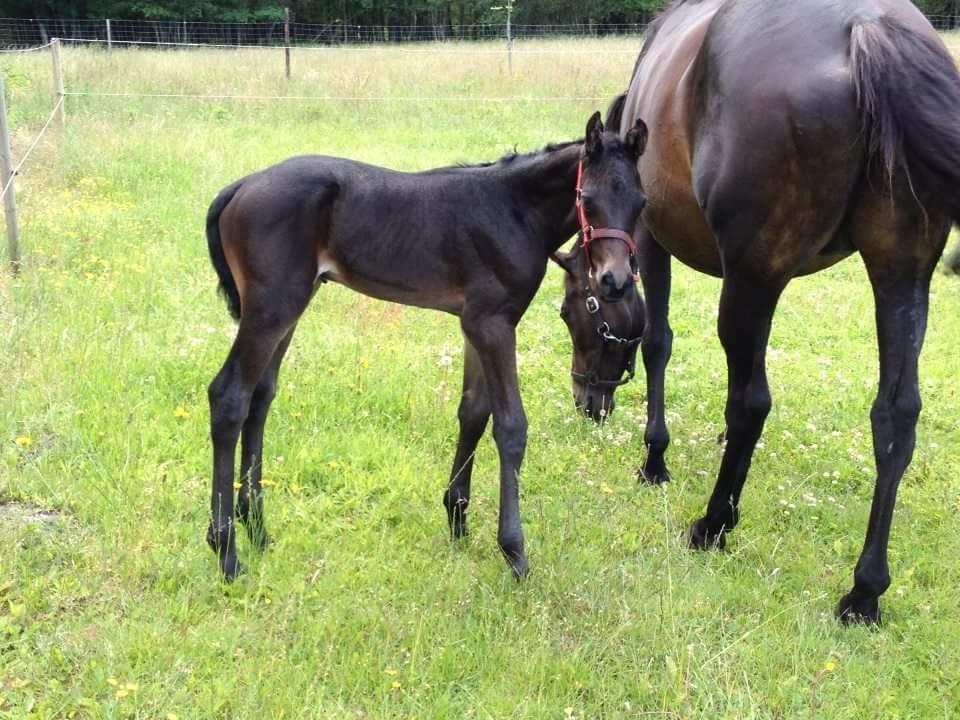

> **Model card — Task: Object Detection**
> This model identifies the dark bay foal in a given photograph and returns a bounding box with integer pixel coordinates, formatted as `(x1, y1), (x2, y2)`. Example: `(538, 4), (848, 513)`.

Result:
(205, 112), (648, 580)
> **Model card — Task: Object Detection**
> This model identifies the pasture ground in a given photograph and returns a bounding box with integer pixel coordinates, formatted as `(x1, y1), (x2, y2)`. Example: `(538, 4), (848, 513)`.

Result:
(1, 38), (959, 718)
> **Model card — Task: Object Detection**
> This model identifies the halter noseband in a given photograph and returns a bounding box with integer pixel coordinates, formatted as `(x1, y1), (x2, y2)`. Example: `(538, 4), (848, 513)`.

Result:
(568, 285), (642, 390)
(575, 157), (639, 279)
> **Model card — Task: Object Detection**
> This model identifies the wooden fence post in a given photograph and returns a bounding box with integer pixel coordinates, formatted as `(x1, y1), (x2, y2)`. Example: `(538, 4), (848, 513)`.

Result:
(0, 76), (21, 274)
(284, 8), (291, 79)
(51, 39), (65, 127)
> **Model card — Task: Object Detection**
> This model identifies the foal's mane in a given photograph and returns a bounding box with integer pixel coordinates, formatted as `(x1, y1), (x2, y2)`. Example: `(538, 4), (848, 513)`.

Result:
(444, 140), (582, 172)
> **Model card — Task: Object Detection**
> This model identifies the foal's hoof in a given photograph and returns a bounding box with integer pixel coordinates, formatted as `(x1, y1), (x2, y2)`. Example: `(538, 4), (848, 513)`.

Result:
(207, 522), (244, 581)
(687, 518), (727, 550)
(444, 497), (470, 540)
(836, 591), (881, 626)
(499, 541), (529, 580)
(639, 462), (671, 485)
(506, 554), (530, 580)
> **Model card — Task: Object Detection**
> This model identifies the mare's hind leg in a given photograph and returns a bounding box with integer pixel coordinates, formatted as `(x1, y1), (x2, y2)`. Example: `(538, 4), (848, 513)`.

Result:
(444, 339), (490, 539)
(636, 224), (673, 484)
(688, 274), (785, 549)
(237, 328), (297, 550)
(208, 287), (311, 580)
(462, 313), (528, 578)
(836, 202), (949, 624)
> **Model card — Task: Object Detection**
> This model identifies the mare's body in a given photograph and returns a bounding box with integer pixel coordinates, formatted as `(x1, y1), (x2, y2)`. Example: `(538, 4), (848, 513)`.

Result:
(610, 0), (960, 622)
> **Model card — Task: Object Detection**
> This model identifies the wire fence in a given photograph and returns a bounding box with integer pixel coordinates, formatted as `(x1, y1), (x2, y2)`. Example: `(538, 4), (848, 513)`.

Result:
(5, 14), (960, 49)
(4, 17), (651, 48)
(0, 96), (62, 202)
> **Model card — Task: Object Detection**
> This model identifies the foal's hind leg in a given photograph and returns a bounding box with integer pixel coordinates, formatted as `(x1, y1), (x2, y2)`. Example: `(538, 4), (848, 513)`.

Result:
(237, 328), (296, 550)
(208, 288), (311, 580)
(444, 339), (490, 539)
(836, 205), (949, 624)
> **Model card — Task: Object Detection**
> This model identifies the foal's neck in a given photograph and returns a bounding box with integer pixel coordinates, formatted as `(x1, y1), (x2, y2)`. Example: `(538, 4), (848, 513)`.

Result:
(504, 142), (582, 256)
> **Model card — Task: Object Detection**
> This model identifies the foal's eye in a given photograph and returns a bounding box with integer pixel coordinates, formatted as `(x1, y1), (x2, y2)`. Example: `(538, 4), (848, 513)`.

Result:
(581, 196), (597, 214)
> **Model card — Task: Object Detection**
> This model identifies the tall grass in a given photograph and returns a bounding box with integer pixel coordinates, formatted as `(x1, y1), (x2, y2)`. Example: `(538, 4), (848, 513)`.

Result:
(1, 40), (959, 718)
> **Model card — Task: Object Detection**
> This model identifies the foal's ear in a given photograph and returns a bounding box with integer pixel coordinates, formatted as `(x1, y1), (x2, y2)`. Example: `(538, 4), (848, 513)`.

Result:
(550, 249), (578, 276)
(585, 111), (604, 156)
(625, 118), (648, 160)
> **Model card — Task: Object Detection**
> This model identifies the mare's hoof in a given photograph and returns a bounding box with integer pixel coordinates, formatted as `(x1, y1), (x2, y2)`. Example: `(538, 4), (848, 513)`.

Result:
(836, 591), (881, 626)
(687, 518), (727, 550)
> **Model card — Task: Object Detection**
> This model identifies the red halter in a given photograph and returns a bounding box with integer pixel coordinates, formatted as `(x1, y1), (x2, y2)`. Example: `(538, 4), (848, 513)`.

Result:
(575, 158), (638, 278)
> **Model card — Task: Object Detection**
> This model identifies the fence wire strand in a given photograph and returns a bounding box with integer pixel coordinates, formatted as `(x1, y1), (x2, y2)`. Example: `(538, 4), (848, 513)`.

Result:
(61, 37), (641, 54)
(64, 90), (610, 103)
(0, 41), (53, 53)
(0, 96), (63, 201)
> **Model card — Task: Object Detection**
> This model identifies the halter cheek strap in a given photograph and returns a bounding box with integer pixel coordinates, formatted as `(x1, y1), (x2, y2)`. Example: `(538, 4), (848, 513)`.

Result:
(575, 158), (639, 278)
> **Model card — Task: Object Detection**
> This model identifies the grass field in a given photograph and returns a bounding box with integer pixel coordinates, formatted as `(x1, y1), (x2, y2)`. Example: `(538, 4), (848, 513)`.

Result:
(2, 38), (960, 718)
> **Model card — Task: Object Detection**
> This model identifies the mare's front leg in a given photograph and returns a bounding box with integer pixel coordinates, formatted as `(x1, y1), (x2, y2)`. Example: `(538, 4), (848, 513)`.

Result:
(636, 225), (673, 484)
(444, 339), (490, 539)
(688, 274), (784, 549)
(462, 314), (528, 578)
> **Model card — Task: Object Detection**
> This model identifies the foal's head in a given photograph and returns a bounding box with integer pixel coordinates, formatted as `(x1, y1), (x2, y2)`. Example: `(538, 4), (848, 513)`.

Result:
(576, 111), (648, 302)
(553, 242), (646, 422)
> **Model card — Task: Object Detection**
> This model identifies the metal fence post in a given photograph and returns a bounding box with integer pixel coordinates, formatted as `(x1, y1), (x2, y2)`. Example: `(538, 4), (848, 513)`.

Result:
(51, 39), (65, 127)
(284, 8), (291, 79)
(0, 76), (21, 274)
(106, 18), (112, 49)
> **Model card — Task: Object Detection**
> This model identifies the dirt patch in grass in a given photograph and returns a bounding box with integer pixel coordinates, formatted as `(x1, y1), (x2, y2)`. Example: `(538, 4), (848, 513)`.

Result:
(0, 501), (61, 528)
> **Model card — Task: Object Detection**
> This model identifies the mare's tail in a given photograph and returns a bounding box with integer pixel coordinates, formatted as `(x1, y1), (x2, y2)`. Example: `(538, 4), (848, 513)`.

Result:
(206, 181), (243, 321)
(850, 16), (960, 224)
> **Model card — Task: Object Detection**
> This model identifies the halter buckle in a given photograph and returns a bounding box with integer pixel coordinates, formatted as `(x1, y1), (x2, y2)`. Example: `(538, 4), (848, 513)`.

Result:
(585, 296), (600, 314)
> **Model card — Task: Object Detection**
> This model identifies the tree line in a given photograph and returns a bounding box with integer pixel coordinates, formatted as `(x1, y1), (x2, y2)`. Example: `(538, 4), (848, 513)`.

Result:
(2, 0), (956, 28)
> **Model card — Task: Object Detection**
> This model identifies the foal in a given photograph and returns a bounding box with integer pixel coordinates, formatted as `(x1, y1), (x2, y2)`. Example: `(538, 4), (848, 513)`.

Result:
(205, 112), (649, 580)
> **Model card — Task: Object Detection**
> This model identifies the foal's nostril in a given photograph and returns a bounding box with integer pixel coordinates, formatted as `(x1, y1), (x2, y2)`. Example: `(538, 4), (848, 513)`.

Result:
(601, 271), (616, 290)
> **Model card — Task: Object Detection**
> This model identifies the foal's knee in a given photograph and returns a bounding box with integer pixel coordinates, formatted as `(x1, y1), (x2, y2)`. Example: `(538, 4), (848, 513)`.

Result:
(457, 388), (490, 432)
(492, 414), (527, 459)
(727, 383), (771, 434)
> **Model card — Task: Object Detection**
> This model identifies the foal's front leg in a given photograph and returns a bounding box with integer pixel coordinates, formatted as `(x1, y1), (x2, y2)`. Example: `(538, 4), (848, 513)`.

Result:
(462, 314), (528, 578)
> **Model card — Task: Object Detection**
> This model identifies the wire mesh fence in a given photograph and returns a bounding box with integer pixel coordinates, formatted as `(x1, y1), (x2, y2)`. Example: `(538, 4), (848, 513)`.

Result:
(1, 16), (652, 48)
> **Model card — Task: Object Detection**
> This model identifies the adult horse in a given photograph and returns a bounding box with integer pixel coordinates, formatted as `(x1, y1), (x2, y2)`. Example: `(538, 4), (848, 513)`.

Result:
(204, 113), (649, 581)
(606, 0), (960, 623)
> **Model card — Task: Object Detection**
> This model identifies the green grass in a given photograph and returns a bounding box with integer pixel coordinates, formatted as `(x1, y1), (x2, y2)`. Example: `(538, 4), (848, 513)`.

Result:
(2, 40), (960, 718)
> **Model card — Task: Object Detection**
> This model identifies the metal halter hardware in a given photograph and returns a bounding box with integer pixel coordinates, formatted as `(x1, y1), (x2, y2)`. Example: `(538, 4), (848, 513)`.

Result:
(575, 157), (639, 280)
(569, 289), (642, 389)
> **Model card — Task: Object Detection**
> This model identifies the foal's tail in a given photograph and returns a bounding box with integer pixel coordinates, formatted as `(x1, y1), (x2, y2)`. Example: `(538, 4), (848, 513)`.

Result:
(605, 93), (628, 135)
(850, 16), (960, 223)
(206, 180), (243, 321)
